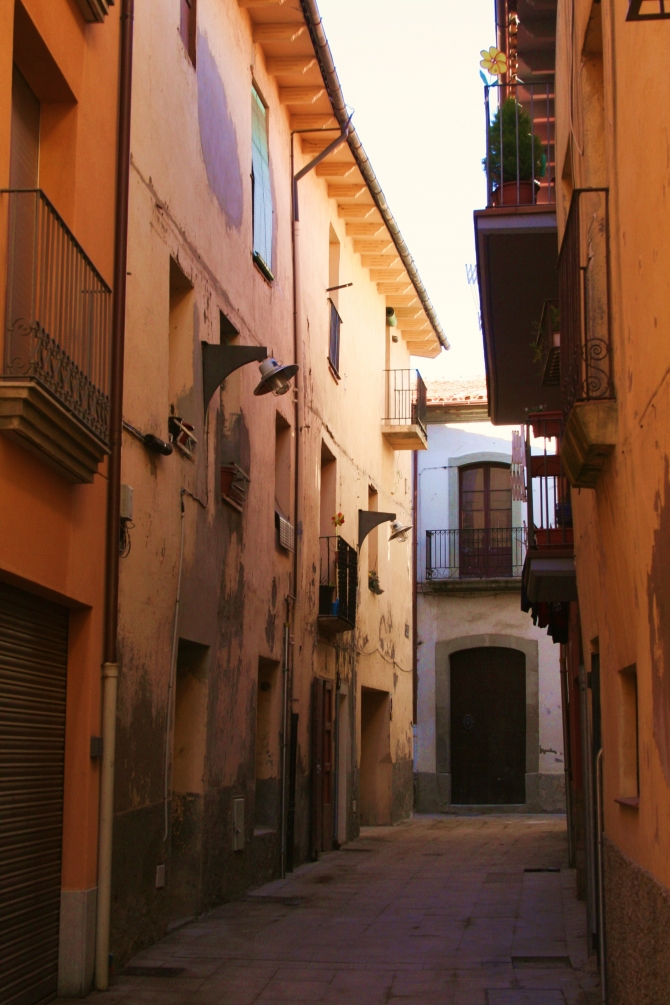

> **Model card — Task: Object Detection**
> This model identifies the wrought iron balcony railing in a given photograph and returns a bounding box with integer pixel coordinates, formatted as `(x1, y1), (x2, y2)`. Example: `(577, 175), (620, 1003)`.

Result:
(2, 189), (112, 443)
(558, 189), (612, 418)
(426, 527), (526, 581)
(483, 82), (555, 208)
(318, 535), (357, 632)
(383, 368), (427, 435)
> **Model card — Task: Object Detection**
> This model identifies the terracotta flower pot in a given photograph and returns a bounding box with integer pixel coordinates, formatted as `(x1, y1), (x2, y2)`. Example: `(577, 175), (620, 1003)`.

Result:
(492, 180), (536, 206)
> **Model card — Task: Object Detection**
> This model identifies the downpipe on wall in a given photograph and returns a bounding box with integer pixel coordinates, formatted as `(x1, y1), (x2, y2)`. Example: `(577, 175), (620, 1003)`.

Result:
(596, 748), (607, 1003)
(164, 490), (186, 841)
(95, 0), (134, 990)
(559, 647), (575, 867)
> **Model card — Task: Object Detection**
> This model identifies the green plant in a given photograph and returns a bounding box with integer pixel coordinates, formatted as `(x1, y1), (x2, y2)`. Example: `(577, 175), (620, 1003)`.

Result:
(368, 570), (383, 595)
(485, 97), (546, 186)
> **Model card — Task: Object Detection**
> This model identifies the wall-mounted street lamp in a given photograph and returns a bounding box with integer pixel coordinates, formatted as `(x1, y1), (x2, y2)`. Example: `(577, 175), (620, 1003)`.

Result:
(254, 357), (300, 397)
(389, 520), (412, 543)
(201, 342), (269, 413)
(358, 509), (396, 549)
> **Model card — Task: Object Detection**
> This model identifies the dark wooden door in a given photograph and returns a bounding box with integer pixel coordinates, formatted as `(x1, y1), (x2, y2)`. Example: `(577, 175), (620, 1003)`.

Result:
(459, 465), (513, 577)
(450, 647), (526, 804)
(311, 678), (334, 855)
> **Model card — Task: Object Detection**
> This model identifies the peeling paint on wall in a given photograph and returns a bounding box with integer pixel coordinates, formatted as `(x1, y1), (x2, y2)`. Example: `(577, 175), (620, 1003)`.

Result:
(196, 32), (243, 229)
(648, 459), (670, 784)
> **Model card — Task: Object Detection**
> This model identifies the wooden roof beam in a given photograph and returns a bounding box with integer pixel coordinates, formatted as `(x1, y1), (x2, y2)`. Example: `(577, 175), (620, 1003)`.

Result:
(361, 254), (401, 269)
(315, 162), (356, 178)
(291, 115), (338, 130)
(279, 87), (324, 105)
(337, 204), (377, 220)
(377, 282), (413, 295)
(266, 56), (316, 74)
(354, 240), (394, 254)
(345, 222), (385, 239)
(386, 294), (419, 307)
(328, 183), (366, 199)
(240, 0), (286, 6)
(369, 269), (405, 282)
(253, 23), (306, 42)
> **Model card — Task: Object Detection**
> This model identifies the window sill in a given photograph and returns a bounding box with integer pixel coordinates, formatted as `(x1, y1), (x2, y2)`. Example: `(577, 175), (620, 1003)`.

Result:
(328, 359), (341, 383)
(252, 251), (275, 284)
(615, 795), (639, 809)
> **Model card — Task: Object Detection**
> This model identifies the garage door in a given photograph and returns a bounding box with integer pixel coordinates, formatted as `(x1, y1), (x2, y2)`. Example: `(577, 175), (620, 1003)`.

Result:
(0, 582), (68, 1005)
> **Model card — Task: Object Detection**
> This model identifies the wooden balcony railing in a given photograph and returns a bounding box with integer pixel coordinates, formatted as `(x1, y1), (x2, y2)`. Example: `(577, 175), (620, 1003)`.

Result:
(2, 189), (112, 443)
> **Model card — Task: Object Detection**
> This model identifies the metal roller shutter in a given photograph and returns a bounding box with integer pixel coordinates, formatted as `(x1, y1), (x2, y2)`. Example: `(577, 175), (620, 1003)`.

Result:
(0, 582), (68, 1005)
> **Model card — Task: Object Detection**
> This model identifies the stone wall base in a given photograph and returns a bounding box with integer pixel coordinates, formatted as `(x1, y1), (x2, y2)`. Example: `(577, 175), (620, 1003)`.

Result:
(414, 771), (565, 814)
(604, 836), (670, 1005)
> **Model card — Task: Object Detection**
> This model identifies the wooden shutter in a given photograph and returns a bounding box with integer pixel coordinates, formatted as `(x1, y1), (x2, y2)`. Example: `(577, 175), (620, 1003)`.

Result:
(251, 88), (273, 276)
(0, 582), (68, 1005)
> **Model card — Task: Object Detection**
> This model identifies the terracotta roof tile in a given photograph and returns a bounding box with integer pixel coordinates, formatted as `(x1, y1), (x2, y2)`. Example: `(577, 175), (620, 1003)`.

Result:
(426, 377), (488, 406)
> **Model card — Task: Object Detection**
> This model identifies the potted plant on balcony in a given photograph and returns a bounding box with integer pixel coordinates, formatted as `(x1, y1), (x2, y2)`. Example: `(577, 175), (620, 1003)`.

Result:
(485, 97), (546, 206)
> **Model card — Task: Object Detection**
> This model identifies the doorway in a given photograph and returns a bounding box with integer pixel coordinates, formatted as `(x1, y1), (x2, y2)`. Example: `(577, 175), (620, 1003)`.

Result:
(169, 639), (209, 921)
(359, 687), (392, 825)
(0, 582), (68, 1005)
(311, 677), (334, 855)
(450, 646), (526, 804)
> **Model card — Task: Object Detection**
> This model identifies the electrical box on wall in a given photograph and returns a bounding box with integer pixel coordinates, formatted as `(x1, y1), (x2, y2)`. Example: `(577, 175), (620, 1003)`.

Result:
(120, 484), (134, 521)
(232, 797), (245, 851)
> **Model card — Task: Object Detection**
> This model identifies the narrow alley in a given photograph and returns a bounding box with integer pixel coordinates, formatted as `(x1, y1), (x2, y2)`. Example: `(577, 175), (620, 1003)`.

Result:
(75, 817), (599, 1005)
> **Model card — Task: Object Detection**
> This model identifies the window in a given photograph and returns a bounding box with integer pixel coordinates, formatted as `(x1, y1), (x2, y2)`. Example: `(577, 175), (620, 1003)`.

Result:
(328, 227), (341, 374)
(180, 0), (196, 65)
(168, 256), (194, 410)
(459, 464), (512, 577)
(251, 87), (273, 280)
(617, 664), (639, 804)
(328, 300), (341, 375)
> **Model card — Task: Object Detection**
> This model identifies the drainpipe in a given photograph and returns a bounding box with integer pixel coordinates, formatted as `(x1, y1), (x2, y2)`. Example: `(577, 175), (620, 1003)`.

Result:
(298, 0), (448, 352)
(95, 0), (134, 991)
(559, 646), (575, 867)
(280, 602), (290, 878)
(286, 118), (350, 871)
(596, 748), (607, 1004)
(412, 450), (418, 727)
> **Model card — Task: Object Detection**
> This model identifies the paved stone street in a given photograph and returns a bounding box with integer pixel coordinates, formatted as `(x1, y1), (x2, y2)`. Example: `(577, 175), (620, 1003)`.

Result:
(74, 816), (600, 1005)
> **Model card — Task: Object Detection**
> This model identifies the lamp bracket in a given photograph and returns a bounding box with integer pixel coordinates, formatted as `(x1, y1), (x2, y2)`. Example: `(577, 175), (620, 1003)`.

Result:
(202, 343), (267, 413)
(358, 510), (396, 548)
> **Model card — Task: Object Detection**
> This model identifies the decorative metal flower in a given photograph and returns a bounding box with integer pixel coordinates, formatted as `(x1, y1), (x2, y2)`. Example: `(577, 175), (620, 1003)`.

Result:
(331, 512), (345, 529)
(480, 46), (507, 77)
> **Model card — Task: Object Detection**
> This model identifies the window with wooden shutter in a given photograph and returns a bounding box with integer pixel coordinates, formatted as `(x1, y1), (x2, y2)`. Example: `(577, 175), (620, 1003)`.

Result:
(251, 88), (274, 280)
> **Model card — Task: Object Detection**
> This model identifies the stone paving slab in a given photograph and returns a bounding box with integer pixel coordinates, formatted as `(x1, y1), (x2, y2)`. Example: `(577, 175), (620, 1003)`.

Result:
(60, 815), (600, 1005)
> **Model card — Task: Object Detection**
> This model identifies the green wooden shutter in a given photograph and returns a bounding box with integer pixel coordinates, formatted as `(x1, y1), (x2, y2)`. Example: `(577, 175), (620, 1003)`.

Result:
(251, 89), (274, 278)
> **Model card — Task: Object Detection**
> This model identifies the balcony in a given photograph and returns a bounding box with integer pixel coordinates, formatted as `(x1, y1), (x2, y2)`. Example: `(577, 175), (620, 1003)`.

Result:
(318, 535), (357, 636)
(522, 413), (577, 604)
(426, 527), (526, 587)
(382, 369), (427, 450)
(558, 188), (617, 488)
(0, 190), (112, 482)
(475, 82), (560, 424)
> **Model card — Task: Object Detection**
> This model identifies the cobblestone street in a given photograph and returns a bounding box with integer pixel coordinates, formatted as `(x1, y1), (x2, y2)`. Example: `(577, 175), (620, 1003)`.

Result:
(72, 816), (600, 1005)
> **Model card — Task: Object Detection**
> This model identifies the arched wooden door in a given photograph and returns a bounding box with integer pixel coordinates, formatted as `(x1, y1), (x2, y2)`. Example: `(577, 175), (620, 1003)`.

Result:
(450, 646), (526, 804)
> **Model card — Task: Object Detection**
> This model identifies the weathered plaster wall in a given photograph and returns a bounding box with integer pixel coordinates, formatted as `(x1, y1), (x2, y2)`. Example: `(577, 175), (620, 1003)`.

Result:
(553, 0), (670, 990)
(113, 0), (416, 965)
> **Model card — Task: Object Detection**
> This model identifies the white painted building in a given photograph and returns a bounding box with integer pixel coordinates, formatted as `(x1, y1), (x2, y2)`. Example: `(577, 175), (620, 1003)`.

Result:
(415, 380), (565, 814)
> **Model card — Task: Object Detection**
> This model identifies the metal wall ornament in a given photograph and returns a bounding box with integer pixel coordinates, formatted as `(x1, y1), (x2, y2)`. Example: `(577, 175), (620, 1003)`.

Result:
(626, 0), (670, 19)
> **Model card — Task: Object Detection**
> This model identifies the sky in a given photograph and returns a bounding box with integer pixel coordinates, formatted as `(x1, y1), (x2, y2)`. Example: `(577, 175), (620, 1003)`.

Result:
(316, 0), (495, 382)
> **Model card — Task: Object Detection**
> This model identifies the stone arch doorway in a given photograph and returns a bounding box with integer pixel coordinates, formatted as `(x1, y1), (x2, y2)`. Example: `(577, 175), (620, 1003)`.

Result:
(450, 646), (526, 804)
(433, 634), (540, 809)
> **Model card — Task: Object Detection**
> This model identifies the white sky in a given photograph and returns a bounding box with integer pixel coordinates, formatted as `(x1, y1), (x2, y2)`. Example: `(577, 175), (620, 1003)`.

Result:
(317, 0), (495, 381)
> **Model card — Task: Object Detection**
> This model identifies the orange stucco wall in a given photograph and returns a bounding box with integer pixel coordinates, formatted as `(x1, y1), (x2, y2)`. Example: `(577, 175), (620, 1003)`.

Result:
(0, 0), (120, 896)
(555, 0), (670, 892)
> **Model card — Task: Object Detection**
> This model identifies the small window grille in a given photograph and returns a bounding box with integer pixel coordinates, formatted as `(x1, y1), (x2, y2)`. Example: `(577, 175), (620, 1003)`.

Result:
(168, 416), (197, 458)
(276, 515), (295, 553)
(221, 463), (250, 512)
